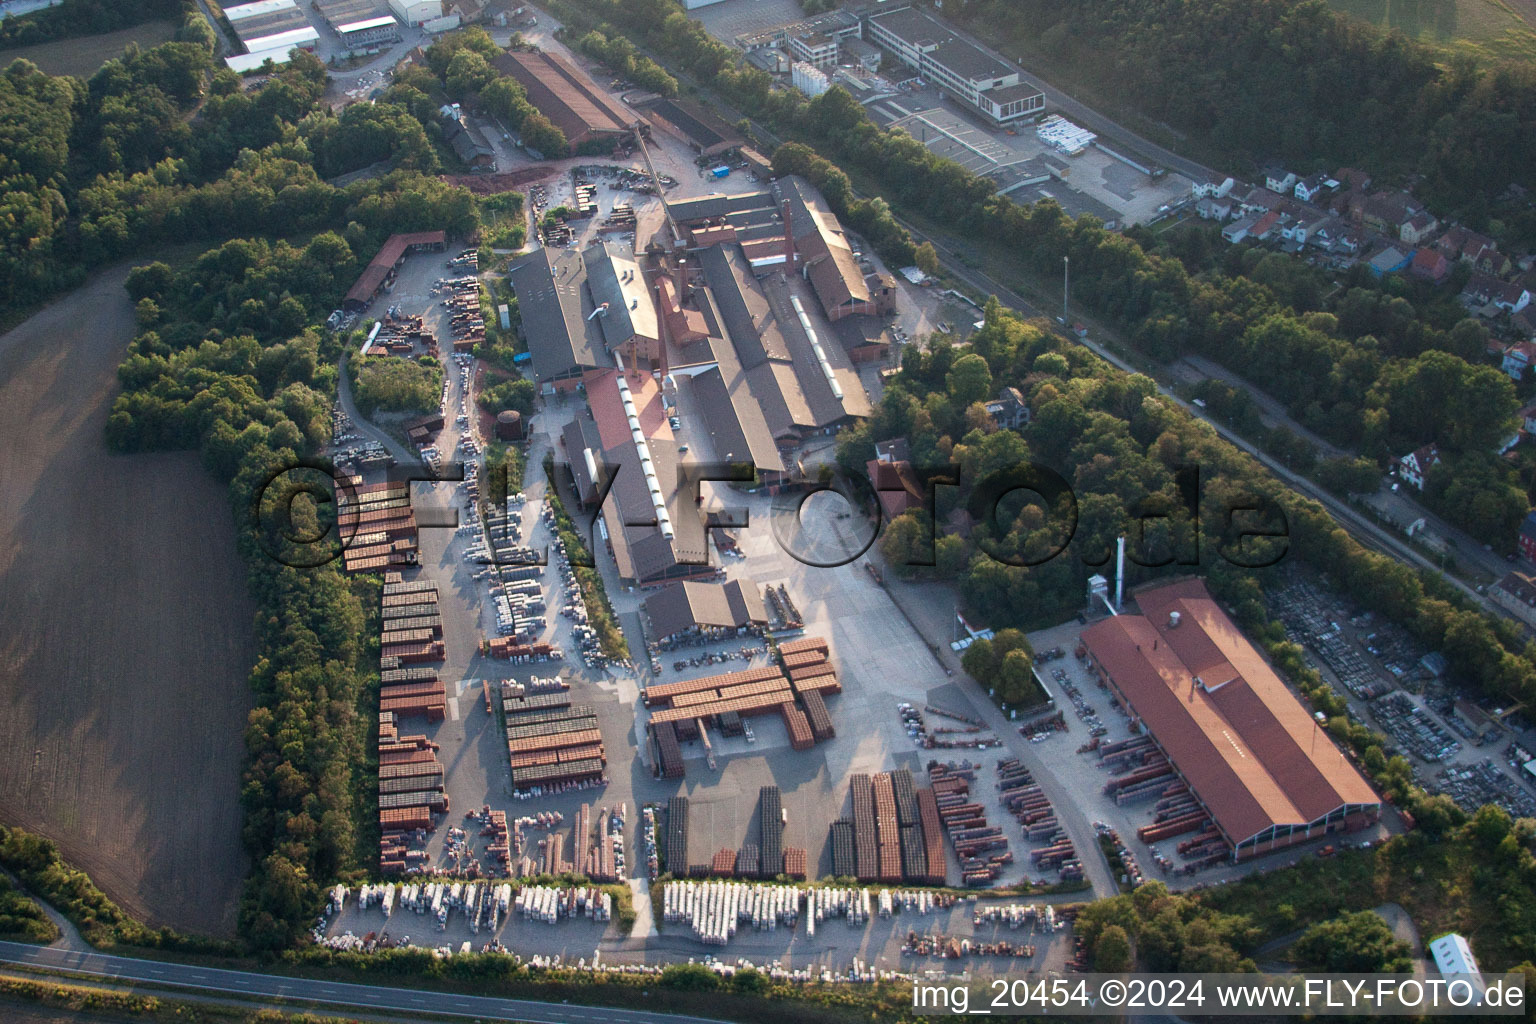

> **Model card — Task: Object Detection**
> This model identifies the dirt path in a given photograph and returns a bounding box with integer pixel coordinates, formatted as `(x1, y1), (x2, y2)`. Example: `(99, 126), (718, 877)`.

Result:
(0, 265), (255, 937)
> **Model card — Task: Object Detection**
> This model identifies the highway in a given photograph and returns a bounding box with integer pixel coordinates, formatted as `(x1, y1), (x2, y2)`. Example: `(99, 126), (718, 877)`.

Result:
(0, 940), (733, 1024)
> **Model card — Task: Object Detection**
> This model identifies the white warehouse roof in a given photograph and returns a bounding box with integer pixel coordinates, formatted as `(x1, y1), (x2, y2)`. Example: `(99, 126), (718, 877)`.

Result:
(224, 0), (297, 20)
(225, 47), (299, 73)
(240, 25), (319, 53)
(338, 14), (396, 33)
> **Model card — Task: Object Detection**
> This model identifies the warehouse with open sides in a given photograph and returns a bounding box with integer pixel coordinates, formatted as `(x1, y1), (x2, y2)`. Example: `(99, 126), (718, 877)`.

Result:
(1080, 578), (1381, 861)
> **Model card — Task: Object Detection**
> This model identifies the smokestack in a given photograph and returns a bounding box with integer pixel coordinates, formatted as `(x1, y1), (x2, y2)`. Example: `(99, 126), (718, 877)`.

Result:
(1115, 535), (1126, 611)
(782, 199), (795, 268)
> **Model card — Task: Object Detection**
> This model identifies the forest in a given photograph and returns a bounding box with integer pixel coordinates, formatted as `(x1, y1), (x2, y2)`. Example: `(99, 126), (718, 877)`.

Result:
(0, 30), (488, 948)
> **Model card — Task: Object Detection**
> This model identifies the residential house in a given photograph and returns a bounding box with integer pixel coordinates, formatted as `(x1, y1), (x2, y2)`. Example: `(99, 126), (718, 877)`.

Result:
(1514, 306), (1536, 340)
(1367, 245), (1411, 277)
(1195, 196), (1233, 220)
(1520, 510), (1536, 563)
(1334, 167), (1372, 192)
(1236, 186), (1286, 216)
(1191, 175), (1235, 198)
(1503, 340), (1536, 381)
(1396, 443), (1440, 490)
(984, 386), (1030, 430)
(1490, 570), (1536, 629)
(1409, 248), (1451, 285)
(1222, 215), (1259, 244)
(1307, 217), (1359, 253)
(1282, 212), (1328, 244)
(1355, 190), (1427, 238)
(1514, 403), (1536, 436)
(867, 438), (925, 518)
(1469, 274), (1532, 316)
(1437, 226), (1509, 276)
(1249, 210), (1282, 241)
(1293, 173), (1333, 202)
(1263, 166), (1297, 193)
(1401, 211), (1439, 245)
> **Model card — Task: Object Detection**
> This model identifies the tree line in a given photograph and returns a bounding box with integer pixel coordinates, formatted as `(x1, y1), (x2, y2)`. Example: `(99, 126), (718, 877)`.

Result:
(0, 0), (184, 51)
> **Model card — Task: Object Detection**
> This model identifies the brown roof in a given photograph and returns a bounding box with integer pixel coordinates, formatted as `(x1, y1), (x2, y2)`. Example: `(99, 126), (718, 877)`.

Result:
(345, 231), (446, 308)
(1081, 578), (1378, 845)
(644, 580), (768, 638)
(491, 50), (635, 147)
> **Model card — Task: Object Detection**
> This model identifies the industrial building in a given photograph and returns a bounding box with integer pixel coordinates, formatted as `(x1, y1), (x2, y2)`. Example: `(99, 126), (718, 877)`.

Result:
(642, 580), (768, 643)
(560, 367), (709, 586)
(312, 0), (400, 48)
(343, 231), (447, 312)
(1081, 578), (1381, 861)
(388, 0), (441, 27)
(507, 241), (658, 391)
(490, 50), (638, 150)
(863, 6), (1043, 126)
(636, 97), (743, 158)
(225, 0), (318, 53)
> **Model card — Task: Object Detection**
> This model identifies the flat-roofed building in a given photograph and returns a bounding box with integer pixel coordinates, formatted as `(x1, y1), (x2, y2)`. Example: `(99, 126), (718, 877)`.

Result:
(864, 5), (1043, 126)
(1081, 578), (1380, 860)
(388, 0), (441, 26)
(336, 14), (400, 48)
(490, 49), (637, 150)
(226, 0), (317, 52)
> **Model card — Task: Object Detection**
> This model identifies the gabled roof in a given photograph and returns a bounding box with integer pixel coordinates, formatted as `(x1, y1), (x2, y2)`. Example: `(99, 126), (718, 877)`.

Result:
(507, 247), (605, 382)
(1082, 578), (1378, 846)
(643, 580), (768, 638)
(583, 240), (658, 351)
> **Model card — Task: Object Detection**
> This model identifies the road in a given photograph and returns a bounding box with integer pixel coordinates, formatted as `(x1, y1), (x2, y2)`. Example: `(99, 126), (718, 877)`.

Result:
(0, 940), (733, 1024)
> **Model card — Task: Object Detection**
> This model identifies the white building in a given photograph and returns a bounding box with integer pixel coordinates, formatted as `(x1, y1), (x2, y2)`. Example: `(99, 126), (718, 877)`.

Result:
(336, 14), (400, 49)
(864, 6), (1043, 126)
(788, 30), (838, 68)
(388, 0), (442, 27)
(791, 62), (830, 98)
(682, 0), (728, 8)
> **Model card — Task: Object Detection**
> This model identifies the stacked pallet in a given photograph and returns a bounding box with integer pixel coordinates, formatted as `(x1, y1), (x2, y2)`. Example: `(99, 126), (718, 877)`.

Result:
(781, 701), (814, 751)
(502, 691), (606, 790)
(379, 710), (397, 744)
(736, 843), (760, 879)
(381, 641), (445, 667)
(851, 774), (878, 882)
(487, 637), (558, 661)
(711, 848), (737, 875)
(801, 688), (835, 741)
(872, 773), (902, 883)
(759, 786), (783, 879)
(782, 847), (807, 880)
(916, 787), (947, 886)
(892, 769), (920, 826)
(779, 636), (841, 696)
(340, 481), (418, 574)
(653, 720), (685, 779)
(830, 820), (856, 878)
(543, 831), (566, 875)
(572, 804), (593, 881)
(931, 765), (1009, 886)
(643, 666), (795, 725)
(664, 797), (689, 876)
(484, 810), (510, 868)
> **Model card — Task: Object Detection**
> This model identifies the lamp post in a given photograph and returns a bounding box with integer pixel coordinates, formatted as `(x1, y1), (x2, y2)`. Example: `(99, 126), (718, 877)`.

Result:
(1062, 255), (1070, 324)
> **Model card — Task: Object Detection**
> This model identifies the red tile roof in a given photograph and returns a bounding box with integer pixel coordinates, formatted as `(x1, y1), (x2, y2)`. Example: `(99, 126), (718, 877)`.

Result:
(1082, 578), (1378, 846)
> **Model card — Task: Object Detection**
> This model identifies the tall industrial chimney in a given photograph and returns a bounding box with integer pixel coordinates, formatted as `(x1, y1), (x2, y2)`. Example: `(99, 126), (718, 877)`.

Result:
(1115, 535), (1126, 611)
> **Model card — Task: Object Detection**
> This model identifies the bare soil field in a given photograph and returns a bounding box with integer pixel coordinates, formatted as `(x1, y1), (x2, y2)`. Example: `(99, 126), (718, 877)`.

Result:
(0, 266), (255, 937)
(0, 21), (178, 78)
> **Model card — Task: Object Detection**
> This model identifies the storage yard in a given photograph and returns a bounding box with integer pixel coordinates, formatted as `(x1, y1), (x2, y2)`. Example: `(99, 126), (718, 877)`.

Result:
(0, 266), (256, 936)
